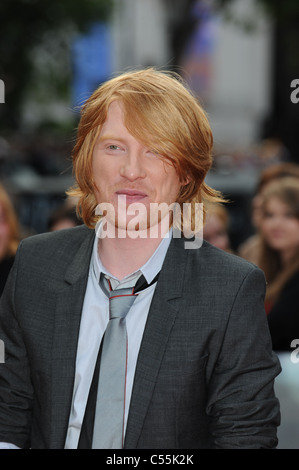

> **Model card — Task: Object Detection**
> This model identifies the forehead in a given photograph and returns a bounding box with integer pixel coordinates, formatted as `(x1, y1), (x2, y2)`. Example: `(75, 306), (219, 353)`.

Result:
(265, 197), (291, 211)
(99, 101), (126, 135)
(105, 100), (123, 120)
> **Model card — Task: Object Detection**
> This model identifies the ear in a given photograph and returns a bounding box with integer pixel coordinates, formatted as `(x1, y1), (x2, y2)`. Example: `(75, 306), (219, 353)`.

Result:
(181, 175), (191, 187)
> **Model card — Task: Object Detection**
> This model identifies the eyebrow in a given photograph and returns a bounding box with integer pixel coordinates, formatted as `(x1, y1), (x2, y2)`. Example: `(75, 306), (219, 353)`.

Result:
(97, 134), (126, 143)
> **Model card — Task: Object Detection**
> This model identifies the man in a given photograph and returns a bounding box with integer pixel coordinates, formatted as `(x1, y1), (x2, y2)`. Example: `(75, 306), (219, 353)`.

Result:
(0, 68), (280, 449)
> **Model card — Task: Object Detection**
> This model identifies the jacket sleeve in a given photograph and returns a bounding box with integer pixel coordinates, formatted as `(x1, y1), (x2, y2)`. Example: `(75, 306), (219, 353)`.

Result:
(0, 241), (33, 449)
(206, 266), (281, 449)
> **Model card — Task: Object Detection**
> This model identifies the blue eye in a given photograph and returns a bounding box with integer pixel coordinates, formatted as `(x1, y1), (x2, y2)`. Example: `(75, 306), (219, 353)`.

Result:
(147, 149), (160, 157)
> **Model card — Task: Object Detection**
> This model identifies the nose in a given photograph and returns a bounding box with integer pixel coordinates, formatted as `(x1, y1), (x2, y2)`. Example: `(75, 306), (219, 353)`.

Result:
(268, 215), (284, 232)
(119, 148), (146, 181)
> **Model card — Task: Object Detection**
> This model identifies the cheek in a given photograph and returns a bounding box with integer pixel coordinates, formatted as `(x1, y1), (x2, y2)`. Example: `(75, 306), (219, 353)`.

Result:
(159, 168), (182, 198)
(260, 221), (271, 237)
(92, 157), (111, 190)
(92, 155), (103, 179)
(93, 153), (120, 181)
(0, 226), (10, 250)
(289, 222), (299, 242)
(0, 224), (9, 236)
(162, 182), (180, 200)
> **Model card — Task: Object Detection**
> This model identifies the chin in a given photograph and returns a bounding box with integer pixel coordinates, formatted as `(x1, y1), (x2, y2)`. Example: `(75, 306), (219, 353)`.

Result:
(268, 242), (286, 251)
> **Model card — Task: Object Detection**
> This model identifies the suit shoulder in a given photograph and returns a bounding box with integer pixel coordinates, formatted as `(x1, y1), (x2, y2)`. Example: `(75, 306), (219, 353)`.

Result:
(18, 225), (94, 266)
(192, 240), (262, 278)
(21, 224), (92, 250)
(205, 241), (257, 266)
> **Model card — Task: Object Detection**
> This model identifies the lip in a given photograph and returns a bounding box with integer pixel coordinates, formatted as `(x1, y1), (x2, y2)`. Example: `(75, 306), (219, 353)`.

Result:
(269, 231), (285, 238)
(115, 189), (148, 202)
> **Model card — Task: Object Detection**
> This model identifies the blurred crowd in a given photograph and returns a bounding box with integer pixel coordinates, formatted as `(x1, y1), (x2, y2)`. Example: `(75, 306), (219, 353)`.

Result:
(204, 161), (299, 354)
(0, 182), (82, 297)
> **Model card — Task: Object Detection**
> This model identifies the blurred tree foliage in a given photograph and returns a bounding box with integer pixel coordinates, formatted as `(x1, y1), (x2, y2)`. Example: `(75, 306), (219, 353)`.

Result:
(0, 0), (113, 131)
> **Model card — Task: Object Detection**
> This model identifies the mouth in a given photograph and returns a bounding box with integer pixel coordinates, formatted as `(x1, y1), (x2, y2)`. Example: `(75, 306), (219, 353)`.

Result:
(270, 231), (285, 239)
(115, 189), (148, 203)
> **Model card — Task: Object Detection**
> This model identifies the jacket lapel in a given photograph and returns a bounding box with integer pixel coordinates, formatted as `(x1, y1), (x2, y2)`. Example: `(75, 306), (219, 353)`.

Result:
(49, 227), (95, 448)
(124, 236), (188, 448)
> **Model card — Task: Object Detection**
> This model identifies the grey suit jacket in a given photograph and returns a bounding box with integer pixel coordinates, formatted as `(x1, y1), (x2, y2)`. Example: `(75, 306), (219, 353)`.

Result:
(0, 224), (281, 449)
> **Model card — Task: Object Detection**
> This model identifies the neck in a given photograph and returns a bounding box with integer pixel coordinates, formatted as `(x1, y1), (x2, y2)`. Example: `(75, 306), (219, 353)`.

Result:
(97, 222), (169, 279)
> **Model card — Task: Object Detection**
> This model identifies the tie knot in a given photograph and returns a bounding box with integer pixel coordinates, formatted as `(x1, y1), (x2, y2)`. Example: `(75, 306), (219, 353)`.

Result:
(109, 289), (137, 319)
(100, 275), (137, 320)
(99, 272), (160, 320)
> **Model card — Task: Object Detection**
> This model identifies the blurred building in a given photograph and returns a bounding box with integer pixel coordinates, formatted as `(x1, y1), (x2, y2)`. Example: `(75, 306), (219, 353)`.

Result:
(72, 22), (113, 106)
(110, 0), (273, 152)
(111, 0), (170, 71)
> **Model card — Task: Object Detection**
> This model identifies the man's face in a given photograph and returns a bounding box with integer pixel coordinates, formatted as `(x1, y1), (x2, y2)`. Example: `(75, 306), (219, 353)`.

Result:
(92, 100), (183, 234)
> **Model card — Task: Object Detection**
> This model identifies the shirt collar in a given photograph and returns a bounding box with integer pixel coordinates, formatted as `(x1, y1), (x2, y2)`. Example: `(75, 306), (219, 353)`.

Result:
(92, 227), (172, 287)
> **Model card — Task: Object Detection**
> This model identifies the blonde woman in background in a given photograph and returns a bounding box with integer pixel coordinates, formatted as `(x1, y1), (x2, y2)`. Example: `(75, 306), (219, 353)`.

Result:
(0, 184), (20, 296)
(203, 202), (232, 252)
(258, 177), (299, 351)
(238, 162), (299, 264)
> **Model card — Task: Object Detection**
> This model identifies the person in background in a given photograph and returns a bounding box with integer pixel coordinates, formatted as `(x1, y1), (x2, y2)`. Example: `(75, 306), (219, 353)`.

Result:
(238, 162), (299, 264)
(257, 177), (299, 351)
(203, 202), (232, 252)
(48, 203), (82, 232)
(0, 184), (20, 297)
